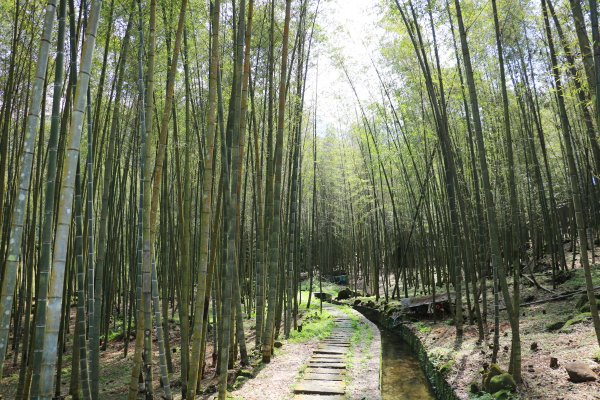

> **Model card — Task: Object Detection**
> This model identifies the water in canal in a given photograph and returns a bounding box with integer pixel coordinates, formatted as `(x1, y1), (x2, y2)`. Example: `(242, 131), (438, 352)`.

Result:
(381, 329), (436, 400)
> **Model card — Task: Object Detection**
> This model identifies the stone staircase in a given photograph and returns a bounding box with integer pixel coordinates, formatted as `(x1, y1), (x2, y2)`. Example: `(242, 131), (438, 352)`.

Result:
(293, 315), (354, 399)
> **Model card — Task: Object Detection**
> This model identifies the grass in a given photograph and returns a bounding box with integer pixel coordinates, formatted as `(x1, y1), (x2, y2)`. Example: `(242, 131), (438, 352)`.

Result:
(289, 310), (333, 342)
(298, 281), (344, 297)
(560, 264), (600, 292)
(289, 294), (335, 343)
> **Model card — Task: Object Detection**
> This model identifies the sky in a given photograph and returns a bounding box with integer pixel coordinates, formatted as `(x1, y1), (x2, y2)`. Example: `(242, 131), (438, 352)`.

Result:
(304, 0), (386, 137)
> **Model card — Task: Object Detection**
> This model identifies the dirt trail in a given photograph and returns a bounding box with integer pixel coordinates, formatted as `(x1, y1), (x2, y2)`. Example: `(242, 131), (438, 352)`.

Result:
(231, 304), (382, 400)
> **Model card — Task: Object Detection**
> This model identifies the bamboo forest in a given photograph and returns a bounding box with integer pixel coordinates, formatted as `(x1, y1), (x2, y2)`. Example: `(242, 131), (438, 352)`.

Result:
(2, 0), (600, 398)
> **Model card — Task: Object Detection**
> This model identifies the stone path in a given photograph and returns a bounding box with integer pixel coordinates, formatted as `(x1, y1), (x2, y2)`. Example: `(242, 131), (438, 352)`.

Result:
(292, 312), (355, 399)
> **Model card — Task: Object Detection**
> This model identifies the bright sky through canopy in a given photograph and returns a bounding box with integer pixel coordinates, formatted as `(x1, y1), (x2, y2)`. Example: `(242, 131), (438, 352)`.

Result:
(307, 0), (385, 136)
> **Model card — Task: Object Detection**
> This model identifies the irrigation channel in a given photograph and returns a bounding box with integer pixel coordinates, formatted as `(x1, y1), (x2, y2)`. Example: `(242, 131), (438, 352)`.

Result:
(349, 304), (439, 400)
(380, 328), (435, 400)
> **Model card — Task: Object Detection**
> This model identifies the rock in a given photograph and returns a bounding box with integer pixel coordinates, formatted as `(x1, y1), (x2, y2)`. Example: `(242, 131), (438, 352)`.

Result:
(274, 341), (283, 348)
(314, 292), (332, 301)
(488, 373), (517, 393)
(530, 342), (538, 351)
(564, 361), (597, 383)
(482, 364), (504, 391)
(337, 288), (354, 300)
(550, 357), (559, 369)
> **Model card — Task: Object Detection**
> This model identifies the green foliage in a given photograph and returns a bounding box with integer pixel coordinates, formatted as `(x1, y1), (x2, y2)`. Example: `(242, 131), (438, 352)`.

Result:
(413, 321), (432, 334)
(289, 310), (334, 343)
(469, 389), (519, 400)
(429, 347), (455, 376)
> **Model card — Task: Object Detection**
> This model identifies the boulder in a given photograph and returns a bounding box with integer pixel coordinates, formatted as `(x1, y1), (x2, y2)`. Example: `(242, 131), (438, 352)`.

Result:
(337, 288), (354, 300)
(487, 373), (517, 393)
(564, 361), (597, 383)
(482, 364), (504, 391)
(314, 292), (332, 301)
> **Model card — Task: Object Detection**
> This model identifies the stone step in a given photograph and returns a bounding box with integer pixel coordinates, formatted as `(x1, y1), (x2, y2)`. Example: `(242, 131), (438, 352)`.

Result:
(315, 348), (347, 355)
(293, 395), (345, 400)
(305, 366), (347, 375)
(311, 353), (345, 358)
(294, 380), (346, 395)
(309, 357), (345, 363)
(307, 362), (346, 369)
(303, 372), (345, 381)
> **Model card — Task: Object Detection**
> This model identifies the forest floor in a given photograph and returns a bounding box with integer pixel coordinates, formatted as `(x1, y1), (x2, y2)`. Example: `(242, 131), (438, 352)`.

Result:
(334, 247), (600, 400)
(0, 288), (378, 399)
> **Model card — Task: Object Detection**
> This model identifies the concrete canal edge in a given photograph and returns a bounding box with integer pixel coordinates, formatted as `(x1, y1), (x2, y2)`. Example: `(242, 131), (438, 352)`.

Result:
(353, 304), (461, 400)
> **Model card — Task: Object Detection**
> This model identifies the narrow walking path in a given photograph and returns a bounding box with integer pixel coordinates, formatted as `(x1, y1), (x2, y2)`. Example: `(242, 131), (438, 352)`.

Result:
(229, 303), (381, 400)
(292, 314), (352, 399)
(292, 305), (381, 400)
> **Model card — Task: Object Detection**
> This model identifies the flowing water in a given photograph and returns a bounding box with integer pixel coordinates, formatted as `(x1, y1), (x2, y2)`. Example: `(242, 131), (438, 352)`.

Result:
(381, 329), (436, 400)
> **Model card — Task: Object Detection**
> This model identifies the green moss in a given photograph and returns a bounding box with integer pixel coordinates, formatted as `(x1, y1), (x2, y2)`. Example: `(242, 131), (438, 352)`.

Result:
(488, 373), (516, 393)
(482, 364), (504, 392)
(560, 312), (592, 332)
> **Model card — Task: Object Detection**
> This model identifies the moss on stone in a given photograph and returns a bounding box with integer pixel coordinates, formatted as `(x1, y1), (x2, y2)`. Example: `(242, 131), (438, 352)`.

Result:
(487, 373), (516, 394)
